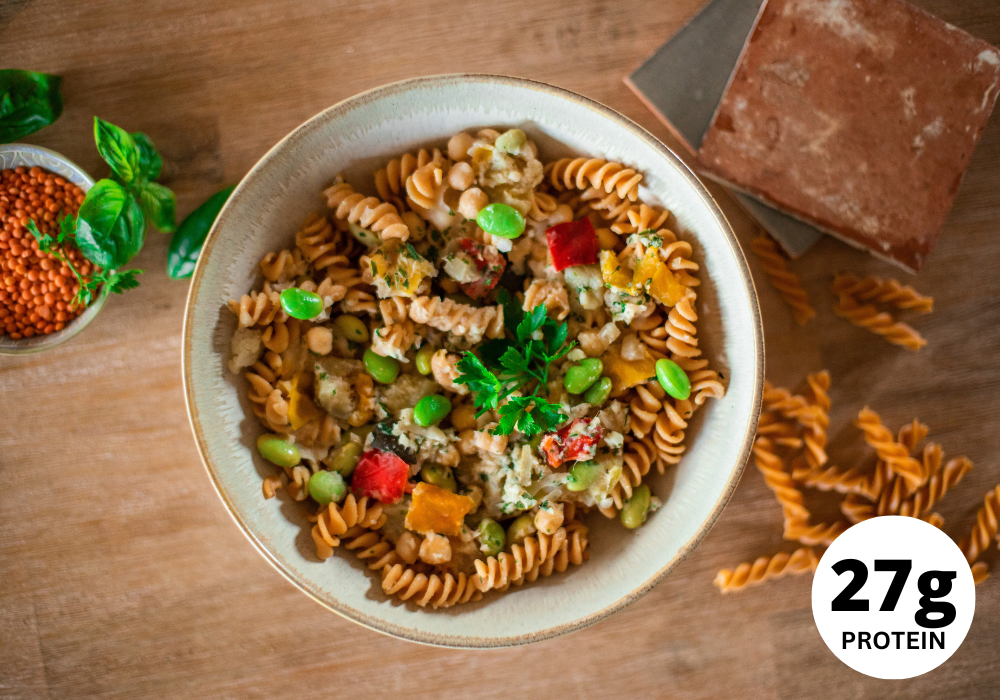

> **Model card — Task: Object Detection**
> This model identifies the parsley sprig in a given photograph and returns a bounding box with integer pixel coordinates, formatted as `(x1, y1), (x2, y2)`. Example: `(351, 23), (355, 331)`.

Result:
(455, 293), (576, 437)
(27, 216), (143, 307)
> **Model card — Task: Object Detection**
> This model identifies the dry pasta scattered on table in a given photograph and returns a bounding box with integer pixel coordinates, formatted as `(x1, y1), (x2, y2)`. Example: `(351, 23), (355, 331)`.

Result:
(224, 127), (728, 608)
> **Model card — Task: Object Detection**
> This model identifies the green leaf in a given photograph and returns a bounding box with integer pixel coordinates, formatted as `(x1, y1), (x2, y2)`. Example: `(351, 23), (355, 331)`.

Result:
(56, 213), (76, 244)
(25, 219), (54, 253)
(499, 346), (528, 374)
(543, 319), (568, 357)
(75, 179), (146, 269)
(131, 132), (162, 181)
(0, 70), (62, 142)
(494, 402), (522, 435)
(138, 182), (177, 233)
(478, 338), (514, 371)
(166, 185), (234, 279)
(495, 288), (523, 336)
(94, 117), (140, 184)
(516, 303), (547, 344)
(105, 269), (143, 294)
(531, 399), (565, 432)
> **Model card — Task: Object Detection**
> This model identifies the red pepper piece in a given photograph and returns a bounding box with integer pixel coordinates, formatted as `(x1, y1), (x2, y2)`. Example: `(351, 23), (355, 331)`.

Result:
(539, 418), (603, 468)
(545, 218), (600, 271)
(351, 448), (410, 504)
(457, 238), (506, 299)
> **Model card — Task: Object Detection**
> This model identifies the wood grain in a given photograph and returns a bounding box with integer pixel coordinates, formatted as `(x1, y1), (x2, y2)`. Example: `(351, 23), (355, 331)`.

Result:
(1, 0), (998, 697)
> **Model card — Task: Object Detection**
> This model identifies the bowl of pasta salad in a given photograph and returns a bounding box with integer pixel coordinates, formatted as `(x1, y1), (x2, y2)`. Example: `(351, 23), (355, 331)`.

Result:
(182, 74), (763, 647)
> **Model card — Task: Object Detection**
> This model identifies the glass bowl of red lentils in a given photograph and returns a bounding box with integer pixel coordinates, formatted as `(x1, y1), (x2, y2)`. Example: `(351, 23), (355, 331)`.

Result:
(0, 143), (107, 355)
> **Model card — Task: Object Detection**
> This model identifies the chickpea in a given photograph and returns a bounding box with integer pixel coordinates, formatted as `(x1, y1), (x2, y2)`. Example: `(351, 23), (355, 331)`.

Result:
(457, 428), (478, 455)
(534, 503), (565, 535)
(305, 326), (334, 355)
(447, 161), (475, 191)
(449, 403), (479, 432)
(457, 187), (489, 220)
(447, 132), (474, 161)
(418, 533), (452, 565)
(395, 531), (420, 565)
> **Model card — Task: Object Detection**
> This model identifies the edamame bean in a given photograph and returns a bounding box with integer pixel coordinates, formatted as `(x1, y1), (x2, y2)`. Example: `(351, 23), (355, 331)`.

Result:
(308, 469), (346, 506)
(476, 203), (525, 239)
(477, 518), (506, 557)
(363, 348), (400, 384)
(620, 484), (651, 529)
(328, 441), (363, 477)
(414, 394), (452, 427)
(655, 358), (691, 400)
(334, 314), (369, 343)
(257, 434), (300, 467)
(420, 463), (457, 492)
(583, 376), (612, 405)
(494, 128), (526, 154)
(564, 358), (604, 394)
(506, 513), (537, 545)
(566, 460), (602, 491)
(415, 345), (435, 375)
(279, 287), (323, 320)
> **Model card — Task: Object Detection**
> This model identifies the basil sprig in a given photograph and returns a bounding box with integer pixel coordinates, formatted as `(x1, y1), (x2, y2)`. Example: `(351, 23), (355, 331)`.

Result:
(167, 185), (235, 279)
(94, 116), (176, 234)
(0, 70), (63, 142)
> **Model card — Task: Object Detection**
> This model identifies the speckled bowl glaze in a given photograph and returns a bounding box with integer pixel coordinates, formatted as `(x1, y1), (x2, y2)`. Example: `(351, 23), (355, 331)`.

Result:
(183, 75), (763, 648)
(0, 143), (104, 355)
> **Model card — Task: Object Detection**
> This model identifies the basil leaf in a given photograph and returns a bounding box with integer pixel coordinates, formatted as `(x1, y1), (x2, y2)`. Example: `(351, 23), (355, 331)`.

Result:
(75, 179), (146, 269)
(94, 117), (140, 184)
(167, 185), (234, 279)
(131, 132), (163, 182)
(138, 182), (176, 233)
(0, 70), (62, 142)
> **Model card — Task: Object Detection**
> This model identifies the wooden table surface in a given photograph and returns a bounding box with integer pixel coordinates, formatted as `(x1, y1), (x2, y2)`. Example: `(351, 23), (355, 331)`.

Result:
(2, 1), (999, 697)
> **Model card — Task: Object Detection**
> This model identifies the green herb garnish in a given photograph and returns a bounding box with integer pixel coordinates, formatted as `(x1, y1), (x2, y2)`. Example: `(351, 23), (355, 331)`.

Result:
(454, 303), (576, 437)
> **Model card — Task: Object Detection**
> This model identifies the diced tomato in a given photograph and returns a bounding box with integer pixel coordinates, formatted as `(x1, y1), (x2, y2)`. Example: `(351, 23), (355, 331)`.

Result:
(539, 418), (603, 468)
(457, 238), (506, 299)
(351, 449), (410, 504)
(545, 218), (600, 271)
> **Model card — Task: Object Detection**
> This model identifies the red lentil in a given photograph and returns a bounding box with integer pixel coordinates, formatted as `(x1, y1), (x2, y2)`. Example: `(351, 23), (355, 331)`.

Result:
(0, 166), (90, 339)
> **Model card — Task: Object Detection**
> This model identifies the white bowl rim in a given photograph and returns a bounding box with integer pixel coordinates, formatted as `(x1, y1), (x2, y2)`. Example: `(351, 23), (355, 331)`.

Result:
(182, 73), (764, 647)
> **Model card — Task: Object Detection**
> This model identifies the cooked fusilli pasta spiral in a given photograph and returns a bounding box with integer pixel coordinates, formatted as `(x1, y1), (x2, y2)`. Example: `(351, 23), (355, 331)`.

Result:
(665, 292), (700, 358)
(830, 273), (933, 313)
(610, 203), (669, 235)
(832, 294), (926, 350)
(370, 320), (417, 361)
(295, 212), (356, 269)
(374, 148), (447, 208)
(260, 248), (307, 283)
(381, 566), (482, 608)
(714, 547), (818, 593)
(344, 529), (400, 570)
(601, 436), (658, 516)
(627, 382), (664, 438)
(522, 279), (570, 321)
(324, 178), (411, 242)
(545, 157), (642, 201)
(959, 485), (1000, 565)
(472, 527), (571, 593)
(228, 285), (285, 328)
(405, 161), (446, 211)
(750, 233), (815, 325)
(651, 400), (692, 469)
(310, 494), (387, 559)
(408, 296), (504, 344)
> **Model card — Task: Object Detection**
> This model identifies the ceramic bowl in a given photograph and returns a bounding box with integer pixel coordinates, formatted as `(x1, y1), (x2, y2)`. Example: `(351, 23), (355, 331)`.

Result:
(0, 143), (104, 356)
(183, 75), (763, 647)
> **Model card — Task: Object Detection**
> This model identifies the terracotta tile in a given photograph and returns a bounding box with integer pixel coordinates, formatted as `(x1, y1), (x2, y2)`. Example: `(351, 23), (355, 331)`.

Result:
(697, 0), (1000, 272)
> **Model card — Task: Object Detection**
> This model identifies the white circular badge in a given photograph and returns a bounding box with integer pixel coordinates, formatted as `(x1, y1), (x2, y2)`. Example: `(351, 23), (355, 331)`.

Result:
(812, 516), (975, 679)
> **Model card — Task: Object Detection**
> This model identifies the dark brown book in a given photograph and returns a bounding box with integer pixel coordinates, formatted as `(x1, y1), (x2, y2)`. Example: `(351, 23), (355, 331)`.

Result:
(697, 0), (1000, 272)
